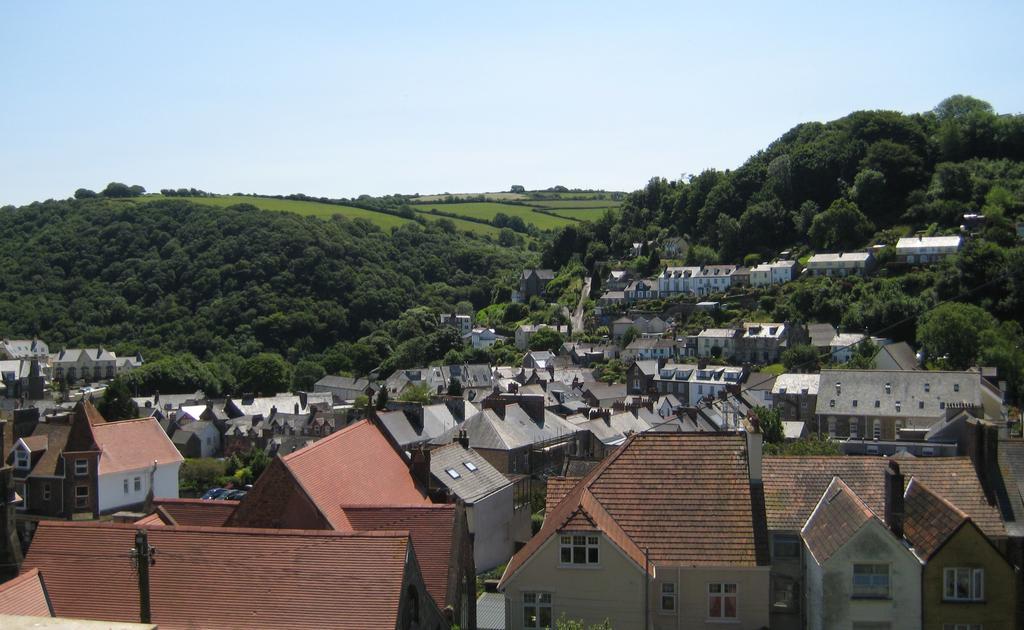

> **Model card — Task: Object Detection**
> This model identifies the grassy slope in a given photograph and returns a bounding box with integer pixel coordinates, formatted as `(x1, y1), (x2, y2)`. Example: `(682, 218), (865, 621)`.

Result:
(545, 207), (619, 222)
(412, 202), (574, 230)
(530, 199), (621, 208)
(171, 195), (414, 230)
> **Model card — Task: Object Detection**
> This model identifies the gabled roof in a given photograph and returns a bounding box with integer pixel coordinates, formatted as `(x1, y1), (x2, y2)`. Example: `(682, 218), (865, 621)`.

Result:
(0, 568), (53, 617)
(875, 341), (920, 370)
(150, 498), (239, 528)
(430, 442), (510, 504)
(92, 418), (184, 475)
(231, 420), (430, 531)
(903, 477), (969, 561)
(343, 504), (457, 610)
(763, 456), (1004, 537)
(502, 433), (766, 588)
(22, 521), (416, 630)
(801, 477), (877, 564)
(457, 405), (580, 452)
(807, 323), (838, 347)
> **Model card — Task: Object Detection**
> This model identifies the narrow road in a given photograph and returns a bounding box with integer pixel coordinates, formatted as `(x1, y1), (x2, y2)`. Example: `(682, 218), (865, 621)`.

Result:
(570, 276), (591, 334)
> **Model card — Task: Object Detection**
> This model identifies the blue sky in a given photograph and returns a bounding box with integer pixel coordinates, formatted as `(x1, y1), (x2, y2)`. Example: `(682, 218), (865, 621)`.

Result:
(2, 1), (1022, 206)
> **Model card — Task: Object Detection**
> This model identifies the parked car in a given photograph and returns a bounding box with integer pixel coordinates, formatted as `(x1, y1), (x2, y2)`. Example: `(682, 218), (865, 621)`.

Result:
(201, 487), (228, 500)
(223, 489), (247, 500)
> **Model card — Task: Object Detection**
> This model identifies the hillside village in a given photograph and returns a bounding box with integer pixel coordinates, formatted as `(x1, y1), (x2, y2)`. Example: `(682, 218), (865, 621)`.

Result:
(0, 212), (1023, 629)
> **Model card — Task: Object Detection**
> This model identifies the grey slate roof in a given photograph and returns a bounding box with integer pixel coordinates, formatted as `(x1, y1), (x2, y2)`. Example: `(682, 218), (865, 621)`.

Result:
(455, 405), (580, 451)
(997, 440), (1024, 538)
(314, 375), (371, 391)
(876, 341), (920, 371)
(815, 369), (984, 417)
(430, 442), (511, 503)
(377, 404), (459, 448)
(807, 323), (838, 348)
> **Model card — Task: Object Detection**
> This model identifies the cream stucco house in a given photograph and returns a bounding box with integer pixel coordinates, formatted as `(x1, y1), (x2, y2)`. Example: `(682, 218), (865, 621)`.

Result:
(498, 432), (771, 629)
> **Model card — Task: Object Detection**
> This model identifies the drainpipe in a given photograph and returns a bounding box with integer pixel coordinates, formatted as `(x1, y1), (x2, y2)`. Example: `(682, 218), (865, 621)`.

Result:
(644, 548), (650, 630)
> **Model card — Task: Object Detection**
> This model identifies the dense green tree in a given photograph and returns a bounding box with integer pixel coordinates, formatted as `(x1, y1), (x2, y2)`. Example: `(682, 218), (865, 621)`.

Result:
(96, 378), (139, 420)
(916, 302), (997, 369)
(237, 353), (293, 395)
(782, 344), (820, 373)
(807, 199), (875, 250)
(528, 327), (564, 352)
(754, 406), (784, 445)
(121, 354), (224, 396)
(74, 188), (97, 199)
(292, 359), (326, 391)
(933, 95), (994, 122)
(619, 326), (641, 349)
(447, 377), (464, 397)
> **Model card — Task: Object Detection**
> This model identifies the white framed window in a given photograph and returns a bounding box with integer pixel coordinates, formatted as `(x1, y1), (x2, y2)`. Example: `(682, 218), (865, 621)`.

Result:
(660, 582), (676, 612)
(14, 448), (30, 470)
(74, 459), (88, 476)
(560, 534), (599, 566)
(134, 477), (142, 492)
(123, 479), (129, 494)
(850, 421), (858, 439)
(708, 583), (737, 619)
(873, 420), (882, 440)
(853, 563), (889, 598)
(74, 485), (89, 509)
(523, 592), (552, 628)
(944, 568), (984, 602)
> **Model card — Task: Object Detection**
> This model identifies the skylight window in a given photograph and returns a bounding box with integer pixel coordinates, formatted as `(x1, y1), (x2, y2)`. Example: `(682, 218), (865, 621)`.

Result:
(463, 462), (478, 472)
(445, 468), (461, 479)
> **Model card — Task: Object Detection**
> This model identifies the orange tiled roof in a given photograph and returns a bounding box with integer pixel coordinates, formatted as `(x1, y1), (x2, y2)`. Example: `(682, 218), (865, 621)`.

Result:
(545, 477), (578, 516)
(150, 499), (240, 527)
(344, 504), (457, 610)
(763, 456), (1004, 537)
(903, 477), (969, 560)
(92, 417), (183, 475)
(277, 420), (430, 529)
(502, 433), (766, 588)
(801, 477), (876, 564)
(0, 568), (52, 617)
(23, 521), (414, 630)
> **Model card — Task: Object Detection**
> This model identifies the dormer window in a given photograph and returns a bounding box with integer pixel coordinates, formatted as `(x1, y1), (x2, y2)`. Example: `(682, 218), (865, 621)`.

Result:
(954, 383), (960, 393)
(884, 383), (891, 395)
(835, 383), (841, 395)
(14, 448), (30, 470)
(830, 400), (836, 408)
(895, 401), (902, 412)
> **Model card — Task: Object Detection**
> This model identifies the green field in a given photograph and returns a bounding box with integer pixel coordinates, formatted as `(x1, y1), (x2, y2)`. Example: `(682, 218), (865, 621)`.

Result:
(530, 199), (621, 209)
(410, 192), (529, 202)
(415, 212), (505, 237)
(545, 207), (619, 222)
(169, 195), (414, 230)
(413, 202), (574, 230)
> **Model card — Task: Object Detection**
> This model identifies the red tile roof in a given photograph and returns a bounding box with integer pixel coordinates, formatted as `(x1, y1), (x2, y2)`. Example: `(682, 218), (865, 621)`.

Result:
(344, 504), (457, 609)
(903, 477), (969, 561)
(502, 433), (766, 588)
(0, 568), (53, 617)
(23, 521), (414, 630)
(273, 420), (430, 529)
(92, 417), (183, 475)
(545, 477), (578, 516)
(800, 477), (877, 564)
(148, 499), (240, 528)
(763, 456), (1005, 537)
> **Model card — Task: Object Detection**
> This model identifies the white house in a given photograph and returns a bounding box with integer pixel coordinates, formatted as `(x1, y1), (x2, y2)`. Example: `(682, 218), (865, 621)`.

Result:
(658, 266), (701, 295)
(895, 235), (962, 264)
(829, 333), (867, 364)
(93, 416), (184, 513)
(805, 252), (875, 277)
(693, 265), (736, 295)
(466, 327), (501, 349)
(431, 439), (529, 572)
(440, 313), (473, 335)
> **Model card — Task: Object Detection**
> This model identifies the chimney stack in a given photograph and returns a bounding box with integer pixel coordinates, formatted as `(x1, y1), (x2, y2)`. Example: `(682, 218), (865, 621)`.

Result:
(746, 425), (763, 483)
(456, 430), (469, 449)
(884, 460), (905, 538)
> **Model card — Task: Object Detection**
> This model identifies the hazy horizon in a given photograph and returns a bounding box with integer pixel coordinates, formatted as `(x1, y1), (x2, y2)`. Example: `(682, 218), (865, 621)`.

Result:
(3, 1), (1022, 206)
